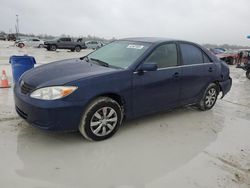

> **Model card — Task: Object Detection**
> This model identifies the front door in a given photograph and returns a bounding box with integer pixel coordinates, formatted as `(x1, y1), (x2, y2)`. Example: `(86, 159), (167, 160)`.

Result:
(132, 43), (181, 116)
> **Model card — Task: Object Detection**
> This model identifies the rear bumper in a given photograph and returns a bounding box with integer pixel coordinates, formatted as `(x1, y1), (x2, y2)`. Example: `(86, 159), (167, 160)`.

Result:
(219, 77), (232, 98)
(14, 84), (87, 131)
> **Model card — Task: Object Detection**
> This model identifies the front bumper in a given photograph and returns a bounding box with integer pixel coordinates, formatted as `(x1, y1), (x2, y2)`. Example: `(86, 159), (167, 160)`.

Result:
(219, 77), (232, 98)
(14, 84), (87, 131)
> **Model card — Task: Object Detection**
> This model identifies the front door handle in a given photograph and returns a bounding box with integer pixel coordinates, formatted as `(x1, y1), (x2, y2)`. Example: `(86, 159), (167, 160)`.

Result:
(208, 67), (213, 72)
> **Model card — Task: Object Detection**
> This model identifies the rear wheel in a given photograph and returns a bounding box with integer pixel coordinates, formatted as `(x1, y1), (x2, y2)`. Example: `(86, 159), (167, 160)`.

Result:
(198, 83), (219, 111)
(79, 97), (123, 141)
(246, 70), (250, 79)
(75, 46), (81, 52)
(38, 44), (44, 48)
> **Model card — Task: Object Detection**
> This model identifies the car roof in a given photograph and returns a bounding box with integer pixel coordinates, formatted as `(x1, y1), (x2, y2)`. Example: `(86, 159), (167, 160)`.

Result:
(120, 37), (177, 44)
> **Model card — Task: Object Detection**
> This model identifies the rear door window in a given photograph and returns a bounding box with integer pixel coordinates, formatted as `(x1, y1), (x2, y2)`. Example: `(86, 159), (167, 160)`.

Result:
(180, 43), (203, 65)
(203, 53), (212, 63)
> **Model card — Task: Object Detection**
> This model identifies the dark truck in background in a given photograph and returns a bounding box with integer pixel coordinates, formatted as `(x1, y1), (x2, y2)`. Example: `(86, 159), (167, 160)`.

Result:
(44, 37), (87, 52)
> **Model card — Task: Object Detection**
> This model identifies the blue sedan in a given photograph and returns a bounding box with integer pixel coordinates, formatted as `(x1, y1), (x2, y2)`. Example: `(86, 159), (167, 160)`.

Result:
(14, 37), (232, 141)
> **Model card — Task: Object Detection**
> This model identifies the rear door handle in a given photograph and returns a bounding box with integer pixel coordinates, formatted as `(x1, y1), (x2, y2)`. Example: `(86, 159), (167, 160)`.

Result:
(208, 67), (213, 72)
(173, 72), (179, 78)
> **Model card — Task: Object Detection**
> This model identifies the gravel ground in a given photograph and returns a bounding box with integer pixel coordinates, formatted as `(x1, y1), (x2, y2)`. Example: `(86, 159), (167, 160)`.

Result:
(0, 41), (249, 188)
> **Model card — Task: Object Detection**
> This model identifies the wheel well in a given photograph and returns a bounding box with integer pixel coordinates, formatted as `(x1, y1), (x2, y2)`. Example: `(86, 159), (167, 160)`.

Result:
(102, 93), (124, 106)
(97, 93), (125, 114)
(213, 81), (221, 93)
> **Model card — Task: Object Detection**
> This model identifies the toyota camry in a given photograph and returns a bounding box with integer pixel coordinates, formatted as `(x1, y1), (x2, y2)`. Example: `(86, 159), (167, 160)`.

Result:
(14, 37), (232, 141)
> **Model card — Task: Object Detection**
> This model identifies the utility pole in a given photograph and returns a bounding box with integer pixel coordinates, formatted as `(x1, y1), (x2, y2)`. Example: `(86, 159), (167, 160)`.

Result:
(16, 14), (19, 38)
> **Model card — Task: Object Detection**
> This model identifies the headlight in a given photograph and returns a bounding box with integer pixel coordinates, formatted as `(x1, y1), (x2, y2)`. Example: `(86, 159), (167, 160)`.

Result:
(30, 86), (78, 100)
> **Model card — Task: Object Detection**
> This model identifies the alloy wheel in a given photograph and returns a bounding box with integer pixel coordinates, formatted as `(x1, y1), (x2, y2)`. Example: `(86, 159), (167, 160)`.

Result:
(205, 88), (217, 108)
(90, 107), (118, 137)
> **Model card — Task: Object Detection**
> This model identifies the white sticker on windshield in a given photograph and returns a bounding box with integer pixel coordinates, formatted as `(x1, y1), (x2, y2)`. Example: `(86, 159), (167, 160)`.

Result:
(127, 44), (144, 50)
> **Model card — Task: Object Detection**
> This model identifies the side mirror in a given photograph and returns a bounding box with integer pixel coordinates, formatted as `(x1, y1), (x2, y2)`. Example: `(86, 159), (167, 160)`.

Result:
(138, 63), (158, 72)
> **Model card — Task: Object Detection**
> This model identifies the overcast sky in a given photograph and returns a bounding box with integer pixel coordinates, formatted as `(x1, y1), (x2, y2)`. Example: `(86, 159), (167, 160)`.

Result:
(1, 0), (250, 45)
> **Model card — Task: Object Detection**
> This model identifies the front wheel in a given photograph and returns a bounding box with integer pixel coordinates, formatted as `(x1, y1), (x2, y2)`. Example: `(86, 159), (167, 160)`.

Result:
(50, 45), (57, 51)
(198, 83), (218, 111)
(79, 97), (123, 141)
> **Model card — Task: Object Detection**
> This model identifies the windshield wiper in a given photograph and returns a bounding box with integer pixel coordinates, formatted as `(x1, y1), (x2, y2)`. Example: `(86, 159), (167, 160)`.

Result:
(90, 58), (110, 67)
(79, 56), (89, 62)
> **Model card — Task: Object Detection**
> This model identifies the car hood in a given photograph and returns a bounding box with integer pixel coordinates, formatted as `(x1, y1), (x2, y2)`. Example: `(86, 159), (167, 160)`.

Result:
(21, 58), (117, 88)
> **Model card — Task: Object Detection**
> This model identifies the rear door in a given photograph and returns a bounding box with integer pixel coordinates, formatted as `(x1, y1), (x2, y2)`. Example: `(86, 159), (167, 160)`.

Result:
(66, 38), (73, 48)
(179, 42), (216, 105)
(132, 43), (181, 116)
(58, 38), (71, 48)
(57, 38), (66, 48)
(63, 38), (72, 48)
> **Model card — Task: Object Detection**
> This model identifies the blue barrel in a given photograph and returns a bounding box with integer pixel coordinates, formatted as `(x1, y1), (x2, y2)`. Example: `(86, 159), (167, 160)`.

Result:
(9, 55), (36, 83)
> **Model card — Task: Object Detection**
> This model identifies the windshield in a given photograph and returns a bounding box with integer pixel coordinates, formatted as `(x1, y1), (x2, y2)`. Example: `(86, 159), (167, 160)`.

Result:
(88, 40), (151, 68)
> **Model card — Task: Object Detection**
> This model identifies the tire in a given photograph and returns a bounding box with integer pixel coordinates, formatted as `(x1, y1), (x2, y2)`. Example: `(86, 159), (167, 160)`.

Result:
(38, 44), (44, 48)
(75, 46), (81, 52)
(50, 45), (57, 51)
(18, 43), (24, 48)
(198, 83), (219, 111)
(246, 70), (250, 79)
(79, 97), (123, 141)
